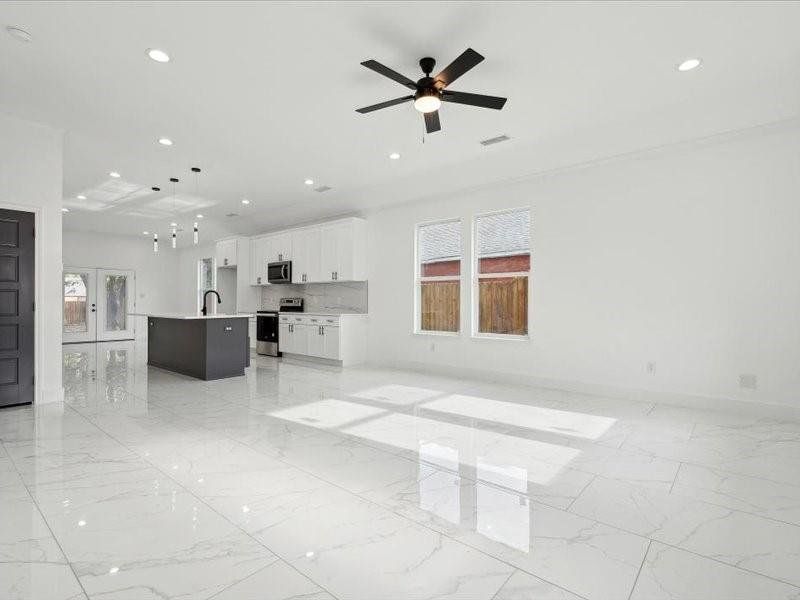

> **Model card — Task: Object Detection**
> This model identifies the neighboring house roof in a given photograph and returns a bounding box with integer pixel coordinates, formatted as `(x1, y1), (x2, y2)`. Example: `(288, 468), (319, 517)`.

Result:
(418, 221), (461, 263)
(419, 210), (530, 263)
(477, 210), (530, 258)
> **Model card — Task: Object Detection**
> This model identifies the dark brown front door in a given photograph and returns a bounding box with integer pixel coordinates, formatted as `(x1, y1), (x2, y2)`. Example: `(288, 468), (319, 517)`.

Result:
(0, 209), (35, 407)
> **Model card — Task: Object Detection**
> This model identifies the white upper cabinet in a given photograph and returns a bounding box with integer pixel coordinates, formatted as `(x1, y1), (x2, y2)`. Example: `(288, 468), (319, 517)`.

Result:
(249, 236), (270, 285)
(319, 218), (367, 282)
(291, 227), (321, 283)
(215, 238), (237, 268)
(267, 231), (292, 263)
(248, 217), (366, 285)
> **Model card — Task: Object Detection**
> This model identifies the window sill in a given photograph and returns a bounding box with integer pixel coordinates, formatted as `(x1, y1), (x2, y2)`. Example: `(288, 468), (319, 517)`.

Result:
(470, 333), (530, 342)
(413, 330), (461, 338)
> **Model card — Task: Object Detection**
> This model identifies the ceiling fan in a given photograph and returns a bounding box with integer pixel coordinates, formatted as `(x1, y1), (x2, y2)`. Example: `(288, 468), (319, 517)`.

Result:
(355, 48), (507, 133)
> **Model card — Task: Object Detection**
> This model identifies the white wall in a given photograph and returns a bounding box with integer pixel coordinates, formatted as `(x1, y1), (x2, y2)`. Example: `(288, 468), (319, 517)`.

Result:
(62, 230), (180, 315)
(175, 238), (259, 315)
(366, 122), (800, 410)
(176, 241), (216, 314)
(0, 111), (63, 403)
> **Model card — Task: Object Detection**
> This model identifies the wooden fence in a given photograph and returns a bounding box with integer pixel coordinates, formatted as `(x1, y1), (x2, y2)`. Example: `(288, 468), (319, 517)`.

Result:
(420, 277), (528, 335)
(478, 277), (528, 335)
(63, 297), (87, 332)
(420, 281), (460, 332)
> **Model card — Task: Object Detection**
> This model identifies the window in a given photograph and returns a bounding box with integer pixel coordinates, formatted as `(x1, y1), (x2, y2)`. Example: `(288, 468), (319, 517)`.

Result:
(473, 208), (531, 337)
(197, 257), (216, 313)
(415, 219), (462, 333)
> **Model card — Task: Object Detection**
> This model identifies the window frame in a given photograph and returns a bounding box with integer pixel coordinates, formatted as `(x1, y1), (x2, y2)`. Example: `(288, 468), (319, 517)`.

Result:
(471, 206), (532, 341)
(413, 217), (463, 336)
(196, 257), (217, 314)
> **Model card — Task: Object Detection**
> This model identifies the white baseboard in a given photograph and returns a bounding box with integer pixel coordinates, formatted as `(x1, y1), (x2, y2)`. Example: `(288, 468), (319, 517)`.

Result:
(375, 359), (800, 422)
(36, 386), (65, 405)
(280, 353), (343, 368)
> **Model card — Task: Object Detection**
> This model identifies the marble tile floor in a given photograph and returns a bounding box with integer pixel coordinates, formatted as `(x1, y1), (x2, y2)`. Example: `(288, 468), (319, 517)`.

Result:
(0, 341), (799, 599)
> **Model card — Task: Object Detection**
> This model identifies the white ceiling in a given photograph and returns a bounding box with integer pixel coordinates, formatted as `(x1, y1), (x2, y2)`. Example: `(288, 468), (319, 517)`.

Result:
(1, 1), (799, 245)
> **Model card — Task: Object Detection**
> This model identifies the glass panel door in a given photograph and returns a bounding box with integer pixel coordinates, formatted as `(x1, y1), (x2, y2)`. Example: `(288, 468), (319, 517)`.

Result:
(63, 268), (97, 343)
(96, 269), (135, 341)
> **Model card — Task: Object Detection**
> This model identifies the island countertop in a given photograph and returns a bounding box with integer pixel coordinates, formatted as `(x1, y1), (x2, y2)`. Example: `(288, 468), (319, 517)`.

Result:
(130, 313), (254, 320)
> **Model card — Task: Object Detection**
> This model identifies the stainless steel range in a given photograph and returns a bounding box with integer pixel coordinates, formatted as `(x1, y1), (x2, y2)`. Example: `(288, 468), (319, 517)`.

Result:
(256, 297), (303, 356)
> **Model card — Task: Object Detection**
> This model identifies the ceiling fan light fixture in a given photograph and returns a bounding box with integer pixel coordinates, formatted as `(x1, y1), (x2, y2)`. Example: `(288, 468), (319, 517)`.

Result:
(413, 90), (441, 114)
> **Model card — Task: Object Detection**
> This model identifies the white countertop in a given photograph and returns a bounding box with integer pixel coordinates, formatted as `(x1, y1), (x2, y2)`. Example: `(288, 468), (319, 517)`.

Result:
(276, 311), (368, 316)
(130, 313), (254, 320)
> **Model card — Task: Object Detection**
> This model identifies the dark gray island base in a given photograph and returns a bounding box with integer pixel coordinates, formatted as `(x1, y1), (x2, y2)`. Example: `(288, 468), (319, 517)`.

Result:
(147, 315), (250, 380)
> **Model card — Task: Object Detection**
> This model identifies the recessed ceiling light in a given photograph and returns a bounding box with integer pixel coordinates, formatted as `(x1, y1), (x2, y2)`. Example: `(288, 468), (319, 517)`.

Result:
(61, 208), (69, 213)
(108, 567), (119, 575)
(76, 194), (86, 200)
(304, 179), (314, 186)
(6, 26), (32, 43)
(389, 152), (400, 160)
(677, 58), (701, 72)
(169, 222), (177, 227)
(196, 214), (204, 219)
(146, 48), (170, 63)
(109, 171), (121, 178)
(241, 198), (250, 205)
(77, 520), (86, 527)
(142, 231), (149, 235)
(158, 137), (173, 146)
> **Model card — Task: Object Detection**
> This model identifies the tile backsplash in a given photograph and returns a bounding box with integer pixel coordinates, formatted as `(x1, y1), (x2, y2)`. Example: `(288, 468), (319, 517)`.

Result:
(261, 282), (368, 313)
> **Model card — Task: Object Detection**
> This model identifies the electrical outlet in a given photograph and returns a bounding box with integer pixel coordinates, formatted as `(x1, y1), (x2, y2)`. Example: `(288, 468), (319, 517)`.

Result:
(646, 361), (656, 375)
(739, 374), (758, 390)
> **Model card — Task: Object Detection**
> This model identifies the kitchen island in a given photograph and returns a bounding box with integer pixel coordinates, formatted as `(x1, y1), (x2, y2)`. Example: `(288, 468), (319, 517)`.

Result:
(144, 314), (252, 380)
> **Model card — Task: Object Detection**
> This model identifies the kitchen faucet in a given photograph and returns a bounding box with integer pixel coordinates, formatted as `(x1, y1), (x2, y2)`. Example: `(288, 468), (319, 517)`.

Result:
(201, 290), (221, 316)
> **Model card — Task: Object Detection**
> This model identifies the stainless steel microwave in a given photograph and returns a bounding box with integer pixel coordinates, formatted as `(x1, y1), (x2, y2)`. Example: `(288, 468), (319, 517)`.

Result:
(267, 261), (292, 284)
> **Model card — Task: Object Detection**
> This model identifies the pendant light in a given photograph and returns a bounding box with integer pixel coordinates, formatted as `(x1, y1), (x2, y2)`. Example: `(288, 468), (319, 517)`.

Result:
(191, 167), (201, 244)
(169, 177), (179, 249)
(151, 186), (161, 253)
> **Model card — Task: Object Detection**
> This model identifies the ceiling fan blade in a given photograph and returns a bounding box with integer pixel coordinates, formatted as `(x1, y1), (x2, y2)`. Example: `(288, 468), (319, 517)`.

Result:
(442, 90), (507, 110)
(360, 60), (418, 90)
(424, 110), (441, 133)
(434, 48), (484, 88)
(355, 96), (414, 114)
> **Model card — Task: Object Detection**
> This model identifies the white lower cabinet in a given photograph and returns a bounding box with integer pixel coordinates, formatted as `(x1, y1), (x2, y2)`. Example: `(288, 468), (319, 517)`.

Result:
(278, 314), (365, 365)
(279, 318), (309, 355)
(321, 324), (340, 360)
